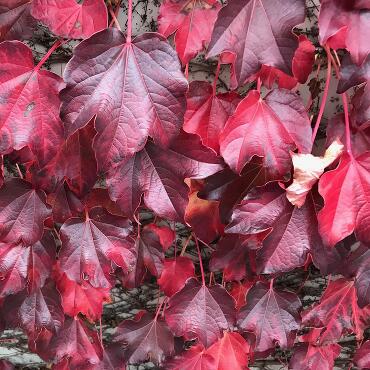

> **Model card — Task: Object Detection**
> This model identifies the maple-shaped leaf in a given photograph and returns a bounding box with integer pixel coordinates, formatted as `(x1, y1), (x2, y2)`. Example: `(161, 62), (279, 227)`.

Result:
(183, 81), (241, 154)
(93, 342), (127, 370)
(220, 89), (312, 175)
(226, 184), (322, 274)
(158, 256), (195, 297)
(0, 231), (55, 297)
(37, 120), (97, 197)
(84, 188), (125, 217)
(286, 140), (344, 207)
(289, 343), (341, 370)
(0, 0), (35, 41)
(47, 182), (84, 224)
(113, 311), (174, 365)
(122, 225), (165, 288)
(59, 207), (135, 288)
(319, 0), (370, 65)
(158, 0), (221, 65)
(48, 317), (103, 368)
(31, 0), (108, 39)
(318, 152), (370, 246)
(166, 343), (216, 370)
(302, 278), (369, 344)
(56, 272), (110, 321)
(0, 178), (51, 245)
(3, 280), (64, 335)
(0, 41), (65, 165)
(209, 234), (258, 281)
(144, 223), (176, 251)
(60, 28), (188, 169)
(207, 0), (305, 88)
(165, 278), (236, 347)
(207, 331), (250, 370)
(238, 281), (301, 353)
(354, 340), (370, 369)
(184, 179), (224, 244)
(107, 132), (224, 222)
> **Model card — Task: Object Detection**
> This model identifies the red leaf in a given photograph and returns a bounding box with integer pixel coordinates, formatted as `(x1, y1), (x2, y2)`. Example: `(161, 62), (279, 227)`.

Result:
(158, 0), (221, 65)
(84, 188), (124, 217)
(207, 0), (305, 88)
(158, 256), (195, 297)
(207, 331), (250, 370)
(229, 280), (255, 311)
(107, 132), (224, 222)
(289, 343), (341, 370)
(220, 89), (312, 175)
(0, 360), (14, 370)
(0, 41), (64, 164)
(319, 0), (370, 65)
(60, 28), (188, 170)
(318, 152), (370, 246)
(237, 281), (301, 352)
(165, 278), (236, 347)
(166, 343), (216, 370)
(0, 231), (55, 297)
(59, 207), (135, 288)
(31, 0), (108, 39)
(0, 0), (35, 41)
(0, 178), (51, 244)
(113, 311), (174, 365)
(56, 272), (110, 321)
(3, 280), (64, 335)
(48, 317), (103, 368)
(226, 184), (321, 274)
(354, 340), (370, 369)
(302, 278), (369, 344)
(145, 224), (176, 251)
(184, 81), (240, 154)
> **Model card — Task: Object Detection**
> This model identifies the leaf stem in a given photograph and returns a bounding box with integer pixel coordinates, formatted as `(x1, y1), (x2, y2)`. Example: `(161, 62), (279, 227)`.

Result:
(193, 234), (205, 286)
(341, 92), (353, 156)
(34, 39), (63, 72)
(212, 60), (221, 94)
(109, 7), (121, 30)
(127, 0), (133, 42)
(257, 77), (262, 93)
(311, 47), (331, 144)
(15, 164), (23, 179)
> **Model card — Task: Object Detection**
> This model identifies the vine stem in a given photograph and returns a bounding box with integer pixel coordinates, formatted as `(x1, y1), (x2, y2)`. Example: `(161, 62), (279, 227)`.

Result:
(154, 298), (167, 320)
(99, 318), (103, 347)
(212, 60), (221, 94)
(15, 164), (23, 179)
(34, 39), (63, 72)
(341, 92), (353, 156)
(311, 46), (332, 144)
(193, 234), (205, 286)
(257, 77), (262, 93)
(109, 7), (121, 30)
(127, 0), (133, 42)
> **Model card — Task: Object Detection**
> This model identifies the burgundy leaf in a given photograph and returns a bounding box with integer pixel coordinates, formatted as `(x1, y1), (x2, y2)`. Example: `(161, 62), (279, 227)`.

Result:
(165, 278), (236, 347)
(0, 178), (51, 244)
(354, 340), (370, 369)
(207, 0), (305, 88)
(113, 311), (174, 365)
(31, 0), (108, 39)
(59, 207), (135, 288)
(158, 0), (221, 65)
(107, 132), (224, 221)
(220, 89), (312, 175)
(237, 281), (301, 352)
(60, 28), (188, 170)
(0, 0), (35, 41)
(144, 223), (176, 251)
(158, 256), (195, 297)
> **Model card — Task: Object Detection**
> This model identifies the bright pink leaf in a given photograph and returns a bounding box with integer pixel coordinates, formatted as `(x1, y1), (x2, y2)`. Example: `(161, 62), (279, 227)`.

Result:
(107, 132), (224, 221)
(0, 178), (51, 244)
(0, 41), (64, 164)
(31, 0), (108, 39)
(165, 278), (236, 347)
(207, 0), (305, 88)
(60, 28), (188, 170)
(158, 256), (195, 297)
(237, 281), (301, 352)
(59, 207), (135, 288)
(113, 311), (174, 365)
(318, 152), (370, 246)
(183, 81), (240, 154)
(220, 89), (312, 175)
(158, 0), (221, 65)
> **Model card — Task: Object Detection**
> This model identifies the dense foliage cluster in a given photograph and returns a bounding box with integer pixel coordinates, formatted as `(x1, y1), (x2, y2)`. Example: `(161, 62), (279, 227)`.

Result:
(0, 0), (369, 369)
